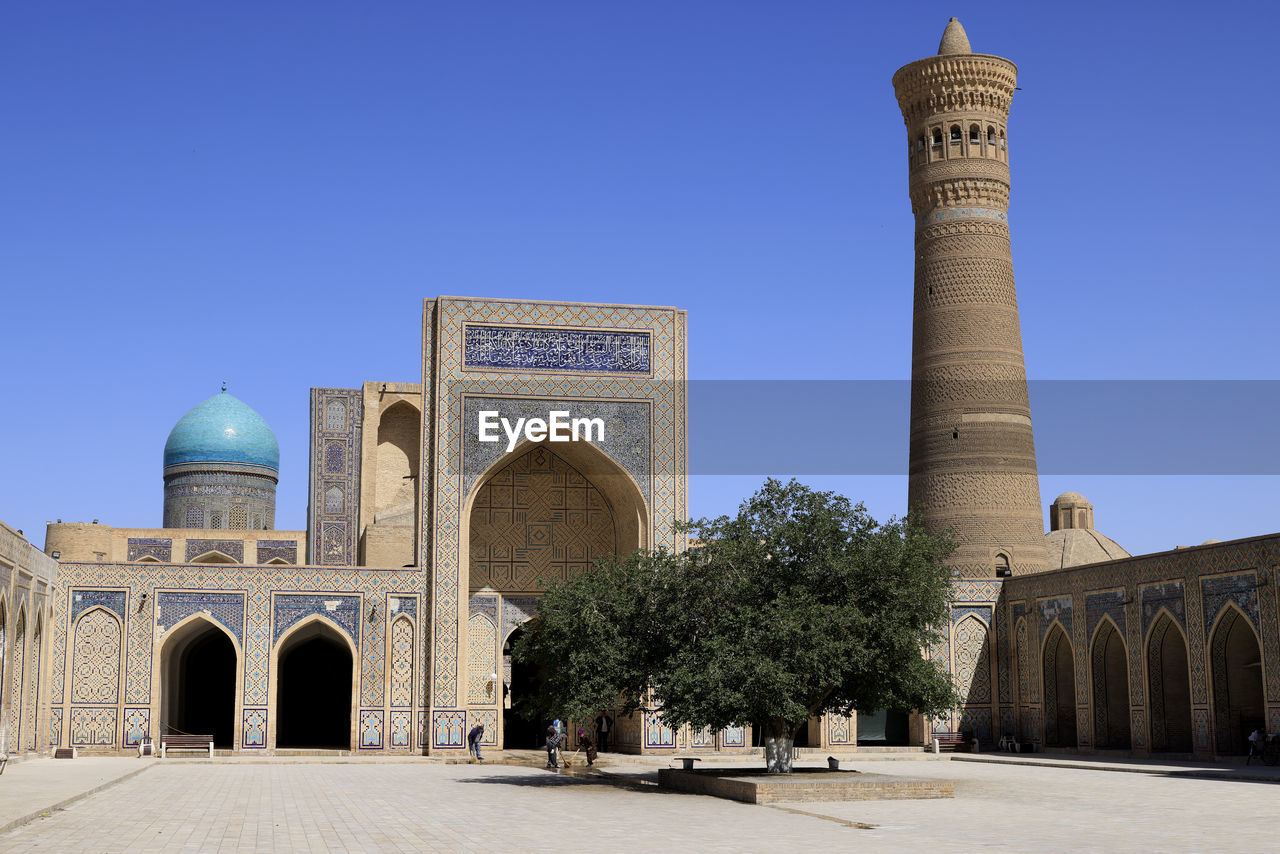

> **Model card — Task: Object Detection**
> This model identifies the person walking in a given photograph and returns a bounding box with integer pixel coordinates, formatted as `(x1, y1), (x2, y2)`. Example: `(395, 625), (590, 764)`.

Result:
(467, 723), (485, 762)
(578, 729), (598, 767)
(544, 726), (562, 769)
(596, 712), (612, 752)
(1247, 727), (1263, 765)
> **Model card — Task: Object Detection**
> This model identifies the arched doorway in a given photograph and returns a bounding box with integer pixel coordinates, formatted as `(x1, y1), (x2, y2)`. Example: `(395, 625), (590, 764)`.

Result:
(275, 620), (354, 749)
(1147, 613), (1192, 752)
(161, 617), (237, 748)
(1090, 620), (1130, 749)
(502, 624), (548, 749)
(1043, 624), (1077, 748)
(466, 440), (648, 750)
(1210, 607), (1264, 755)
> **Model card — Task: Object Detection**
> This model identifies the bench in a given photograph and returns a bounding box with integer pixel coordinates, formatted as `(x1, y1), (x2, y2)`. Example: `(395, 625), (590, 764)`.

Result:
(672, 756), (703, 771)
(160, 734), (214, 758)
(933, 733), (970, 753)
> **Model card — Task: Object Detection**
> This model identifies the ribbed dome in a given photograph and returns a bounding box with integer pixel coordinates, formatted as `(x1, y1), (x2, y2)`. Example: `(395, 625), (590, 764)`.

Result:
(163, 392), (279, 472)
(1045, 529), (1130, 570)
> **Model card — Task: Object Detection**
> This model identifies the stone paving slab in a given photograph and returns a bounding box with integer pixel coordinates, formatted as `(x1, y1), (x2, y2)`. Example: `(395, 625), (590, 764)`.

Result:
(954, 751), (1280, 782)
(0, 757), (153, 834)
(1, 756), (1278, 851)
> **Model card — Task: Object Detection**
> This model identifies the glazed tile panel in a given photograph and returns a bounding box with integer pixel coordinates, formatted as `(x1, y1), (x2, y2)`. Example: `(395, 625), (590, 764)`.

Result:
(49, 562), (425, 751)
(426, 299), (686, 745)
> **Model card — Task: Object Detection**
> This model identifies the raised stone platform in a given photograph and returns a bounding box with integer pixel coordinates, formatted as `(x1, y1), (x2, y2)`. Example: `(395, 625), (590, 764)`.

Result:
(657, 767), (954, 804)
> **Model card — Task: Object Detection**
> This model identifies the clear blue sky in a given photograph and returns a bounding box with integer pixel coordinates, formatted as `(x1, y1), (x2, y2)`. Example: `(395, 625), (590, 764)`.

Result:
(3, 1), (1276, 556)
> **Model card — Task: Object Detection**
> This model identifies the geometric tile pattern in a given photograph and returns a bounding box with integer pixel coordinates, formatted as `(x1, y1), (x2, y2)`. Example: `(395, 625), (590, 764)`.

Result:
(470, 708), (499, 746)
(272, 594), (360, 646)
(643, 710), (677, 749)
(467, 610), (497, 705)
(388, 616), (414, 708)
(824, 714), (852, 746)
(468, 446), (616, 592)
(185, 540), (244, 563)
(1141, 581), (1186, 640)
(242, 709), (267, 748)
(68, 707), (116, 747)
(50, 560), (425, 751)
(360, 710), (383, 748)
(461, 397), (653, 509)
(70, 590), (127, 622)
(123, 707), (150, 747)
(308, 388), (363, 566)
(255, 541), (298, 565)
(426, 298), (686, 729)
(1202, 573), (1260, 637)
(953, 614), (991, 705)
(157, 591), (245, 646)
(8, 611), (25, 751)
(1085, 590), (1126, 642)
(70, 608), (121, 704)
(126, 538), (172, 562)
(389, 710), (413, 749)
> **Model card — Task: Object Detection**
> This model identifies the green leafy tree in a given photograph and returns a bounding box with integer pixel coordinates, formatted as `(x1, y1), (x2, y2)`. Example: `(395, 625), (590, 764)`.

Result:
(514, 478), (958, 772)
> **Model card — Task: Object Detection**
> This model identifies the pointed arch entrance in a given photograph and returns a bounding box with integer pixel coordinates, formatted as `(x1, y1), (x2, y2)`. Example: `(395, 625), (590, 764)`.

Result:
(273, 617), (356, 749)
(160, 616), (239, 748)
(1146, 612), (1192, 752)
(1090, 619), (1130, 749)
(465, 440), (648, 751)
(1209, 607), (1264, 755)
(1043, 623), (1077, 748)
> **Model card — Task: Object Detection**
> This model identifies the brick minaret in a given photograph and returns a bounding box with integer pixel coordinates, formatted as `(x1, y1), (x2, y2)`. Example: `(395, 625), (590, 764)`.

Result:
(893, 19), (1047, 578)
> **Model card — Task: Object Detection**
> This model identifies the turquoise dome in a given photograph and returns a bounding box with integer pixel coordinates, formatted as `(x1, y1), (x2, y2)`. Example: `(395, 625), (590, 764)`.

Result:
(163, 392), (280, 472)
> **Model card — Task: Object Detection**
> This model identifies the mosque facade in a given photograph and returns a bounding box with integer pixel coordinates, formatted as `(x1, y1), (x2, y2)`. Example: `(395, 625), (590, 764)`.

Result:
(2, 20), (1278, 762)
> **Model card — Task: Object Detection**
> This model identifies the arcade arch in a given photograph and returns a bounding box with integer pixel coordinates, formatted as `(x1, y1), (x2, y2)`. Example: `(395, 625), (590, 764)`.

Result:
(1043, 623), (1077, 748)
(159, 615), (239, 748)
(1209, 606), (1264, 755)
(1089, 618), (1130, 749)
(272, 617), (357, 749)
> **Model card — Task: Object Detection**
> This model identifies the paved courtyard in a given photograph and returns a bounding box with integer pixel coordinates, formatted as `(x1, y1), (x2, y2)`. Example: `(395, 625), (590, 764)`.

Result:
(1, 757), (1278, 852)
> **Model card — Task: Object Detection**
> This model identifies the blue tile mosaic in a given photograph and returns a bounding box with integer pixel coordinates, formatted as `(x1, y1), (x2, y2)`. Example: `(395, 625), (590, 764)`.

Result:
(157, 591), (245, 645)
(1141, 581), (1186, 638)
(273, 594), (360, 644)
(185, 539), (245, 563)
(70, 590), (128, 622)
(164, 392), (279, 471)
(464, 324), (650, 374)
(1085, 590), (1127, 639)
(388, 595), (417, 620)
(127, 538), (172, 562)
(460, 396), (651, 508)
(1202, 573), (1260, 635)
(255, 540), (297, 565)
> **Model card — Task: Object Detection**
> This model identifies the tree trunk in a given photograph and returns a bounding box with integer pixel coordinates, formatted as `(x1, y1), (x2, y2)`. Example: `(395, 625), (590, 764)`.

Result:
(762, 721), (796, 774)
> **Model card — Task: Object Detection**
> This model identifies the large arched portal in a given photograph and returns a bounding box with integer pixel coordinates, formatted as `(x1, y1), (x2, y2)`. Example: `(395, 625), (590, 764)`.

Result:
(275, 621), (354, 749)
(1090, 620), (1130, 750)
(467, 441), (647, 751)
(1210, 607), (1264, 755)
(1147, 613), (1192, 753)
(161, 618), (238, 747)
(1043, 624), (1077, 748)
